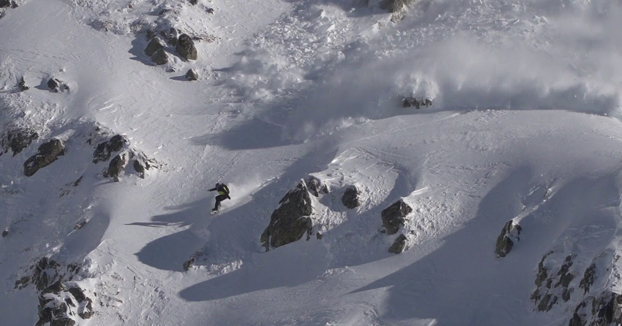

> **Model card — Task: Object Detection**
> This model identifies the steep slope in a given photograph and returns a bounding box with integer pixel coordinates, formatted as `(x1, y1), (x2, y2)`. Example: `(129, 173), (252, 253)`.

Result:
(2, 0), (622, 326)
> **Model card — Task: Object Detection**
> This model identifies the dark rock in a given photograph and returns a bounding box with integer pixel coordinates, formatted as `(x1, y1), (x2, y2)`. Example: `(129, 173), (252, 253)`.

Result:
(186, 69), (199, 81)
(14, 275), (30, 289)
(18, 76), (29, 91)
(33, 257), (61, 291)
(78, 298), (94, 319)
(260, 180), (314, 249)
(146, 29), (156, 40)
(495, 220), (522, 258)
(145, 37), (165, 57)
(402, 97), (432, 109)
(47, 78), (69, 92)
(381, 199), (412, 235)
(342, 186), (360, 209)
(52, 318), (75, 326)
(570, 292), (622, 326)
(2, 228), (7, 237)
(2, 128), (38, 156)
(67, 285), (86, 302)
(74, 220), (87, 230)
(380, 0), (415, 21)
(106, 153), (128, 182)
(42, 280), (65, 295)
(0, 0), (10, 8)
(93, 134), (128, 163)
(176, 34), (198, 61)
(183, 258), (194, 271)
(579, 264), (596, 294)
(388, 234), (408, 254)
(556, 255), (575, 302)
(151, 48), (169, 65)
(306, 176), (328, 197)
(189, 0), (198, 4)
(531, 252), (575, 312)
(206, 7), (214, 14)
(133, 160), (145, 178)
(11, 1), (17, 9)
(24, 139), (65, 177)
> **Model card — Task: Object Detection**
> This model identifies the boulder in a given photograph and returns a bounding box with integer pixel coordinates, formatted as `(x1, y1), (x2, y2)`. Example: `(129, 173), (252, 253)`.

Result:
(106, 153), (128, 182)
(495, 220), (522, 258)
(388, 234), (408, 254)
(260, 180), (314, 249)
(402, 97), (432, 109)
(342, 185), (360, 209)
(0, 0), (10, 8)
(24, 139), (65, 177)
(2, 128), (38, 156)
(185, 69), (199, 81)
(47, 78), (69, 92)
(145, 37), (165, 57)
(93, 134), (128, 163)
(133, 159), (145, 178)
(175, 34), (198, 61)
(151, 48), (169, 65)
(381, 199), (412, 235)
(189, 0), (198, 4)
(18, 76), (29, 91)
(2, 228), (8, 237)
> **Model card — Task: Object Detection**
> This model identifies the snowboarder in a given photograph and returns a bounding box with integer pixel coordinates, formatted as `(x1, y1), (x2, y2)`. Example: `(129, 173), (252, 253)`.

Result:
(209, 183), (231, 212)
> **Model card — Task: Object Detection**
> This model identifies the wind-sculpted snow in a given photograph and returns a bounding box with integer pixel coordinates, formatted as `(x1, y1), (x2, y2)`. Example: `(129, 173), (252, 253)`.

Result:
(4, 0), (622, 325)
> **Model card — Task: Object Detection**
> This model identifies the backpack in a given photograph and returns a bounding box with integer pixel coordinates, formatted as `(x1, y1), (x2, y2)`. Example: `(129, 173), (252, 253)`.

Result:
(219, 184), (229, 194)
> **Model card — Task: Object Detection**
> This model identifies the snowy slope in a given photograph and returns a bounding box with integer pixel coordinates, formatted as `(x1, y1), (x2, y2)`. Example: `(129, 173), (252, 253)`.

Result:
(2, 0), (622, 325)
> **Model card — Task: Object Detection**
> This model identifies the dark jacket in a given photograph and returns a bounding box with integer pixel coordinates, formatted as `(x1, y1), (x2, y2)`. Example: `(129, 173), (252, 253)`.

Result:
(209, 184), (230, 198)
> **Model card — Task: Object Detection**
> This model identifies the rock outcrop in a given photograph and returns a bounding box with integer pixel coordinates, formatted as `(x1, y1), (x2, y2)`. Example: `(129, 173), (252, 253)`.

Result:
(388, 234), (408, 254)
(402, 97), (432, 109)
(15, 258), (94, 326)
(380, 0), (416, 21)
(342, 185), (361, 209)
(260, 179), (314, 250)
(106, 153), (128, 182)
(570, 291), (622, 326)
(91, 132), (158, 180)
(93, 134), (128, 163)
(24, 138), (65, 177)
(151, 49), (169, 65)
(145, 37), (165, 57)
(1, 127), (38, 156)
(145, 37), (168, 65)
(532, 253), (575, 312)
(306, 175), (328, 197)
(47, 78), (69, 92)
(18, 76), (29, 91)
(381, 199), (412, 235)
(495, 220), (522, 258)
(175, 34), (197, 61)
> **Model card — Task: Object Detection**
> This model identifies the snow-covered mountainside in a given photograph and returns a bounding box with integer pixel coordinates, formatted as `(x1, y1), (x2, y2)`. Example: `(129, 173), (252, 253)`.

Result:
(2, 0), (622, 325)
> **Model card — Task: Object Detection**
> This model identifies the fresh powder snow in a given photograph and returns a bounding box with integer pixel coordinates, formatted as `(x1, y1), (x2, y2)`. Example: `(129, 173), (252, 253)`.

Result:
(1, 0), (622, 325)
